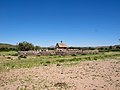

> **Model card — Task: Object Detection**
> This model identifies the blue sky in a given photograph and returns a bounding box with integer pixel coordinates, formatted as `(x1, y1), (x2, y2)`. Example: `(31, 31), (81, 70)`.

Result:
(0, 0), (120, 47)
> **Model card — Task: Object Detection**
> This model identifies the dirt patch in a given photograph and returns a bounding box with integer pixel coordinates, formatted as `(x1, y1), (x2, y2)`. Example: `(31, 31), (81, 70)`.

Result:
(0, 60), (120, 90)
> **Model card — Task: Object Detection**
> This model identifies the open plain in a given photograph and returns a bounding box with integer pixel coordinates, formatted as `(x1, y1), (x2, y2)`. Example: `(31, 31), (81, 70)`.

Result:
(0, 51), (120, 90)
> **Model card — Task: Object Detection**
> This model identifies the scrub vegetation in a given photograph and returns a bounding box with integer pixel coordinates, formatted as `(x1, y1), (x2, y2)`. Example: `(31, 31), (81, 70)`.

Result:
(0, 51), (120, 72)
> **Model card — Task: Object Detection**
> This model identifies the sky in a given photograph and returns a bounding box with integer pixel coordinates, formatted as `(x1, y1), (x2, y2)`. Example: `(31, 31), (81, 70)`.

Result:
(0, 0), (120, 47)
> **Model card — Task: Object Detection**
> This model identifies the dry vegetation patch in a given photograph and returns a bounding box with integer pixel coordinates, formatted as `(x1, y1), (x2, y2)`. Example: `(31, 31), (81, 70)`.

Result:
(0, 60), (120, 90)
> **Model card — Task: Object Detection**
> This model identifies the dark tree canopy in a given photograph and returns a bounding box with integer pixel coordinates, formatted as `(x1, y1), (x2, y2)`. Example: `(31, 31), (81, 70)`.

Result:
(17, 41), (34, 51)
(34, 46), (41, 50)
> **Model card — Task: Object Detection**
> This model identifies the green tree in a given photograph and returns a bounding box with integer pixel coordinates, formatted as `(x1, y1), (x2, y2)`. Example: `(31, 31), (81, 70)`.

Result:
(34, 45), (41, 50)
(109, 46), (113, 50)
(17, 41), (34, 51)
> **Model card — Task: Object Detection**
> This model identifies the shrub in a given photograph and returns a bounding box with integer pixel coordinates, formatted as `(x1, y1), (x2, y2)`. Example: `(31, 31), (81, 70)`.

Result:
(57, 59), (65, 63)
(3, 55), (5, 57)
(54, 82), (68, 88)
(87, 57), (91, 60)
(19, 55), (27, 58)
(45, 61), (51, 64)
(71, 54), (77, 56)
(50, 54), (54, 56)
(81, 53), (87, 55)
(43, 64), (47, 66)
(94, 57), (98, 60)
(68, 58), (75, 62)
(56, 63), (61, 66)
(18, 56), (21, 60)
(11, 53), (18, 56)
(36, 54), (41, 57)
(7, 57), (12, 59)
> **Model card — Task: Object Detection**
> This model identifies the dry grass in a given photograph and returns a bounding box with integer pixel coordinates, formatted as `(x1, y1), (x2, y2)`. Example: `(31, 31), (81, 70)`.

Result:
(0, 51), (120, 90)
(0, 60), (120, 90)
(0, 51), (120, 72)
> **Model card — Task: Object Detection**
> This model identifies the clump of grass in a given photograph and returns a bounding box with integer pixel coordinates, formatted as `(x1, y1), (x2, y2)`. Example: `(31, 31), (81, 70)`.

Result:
(87, 57), (91, 60)
(71, 54), (77, 56)
(54, 82), (68, 89)
(7, 56), (12, 59)
(68, 58), (76, 62)
(18, 56), (21, 60)
(3, 55), (5, 57)
(45, 61), (51, 64)
(81, 53), (87, 55)
(56, 63), (61, 66)
(77, 58), (80, 60)
(36, 55), (41, 57)
(43, 64), (47, 66)
(93, 57), (98, 60)
(57, 59), (65, 63)
(11, 53), (18, 56)
(18, 55), (27, 58)
(49, 54), (54, 56)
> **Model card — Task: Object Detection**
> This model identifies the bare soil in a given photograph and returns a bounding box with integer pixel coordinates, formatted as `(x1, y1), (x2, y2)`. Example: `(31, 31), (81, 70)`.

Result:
(0, 60), (120, 90)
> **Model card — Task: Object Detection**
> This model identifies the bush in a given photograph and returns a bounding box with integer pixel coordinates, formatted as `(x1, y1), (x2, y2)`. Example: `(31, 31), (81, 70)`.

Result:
(54, 82), (68, 88)
(56, 63), (61, 66)
(49, 54), (54, 56)
(36, 54), (41, 57)
(43, 64), (47, 66)
(87, 57), (92, 60)
(93, 57), (98, 60)
(68, 58), (75, 62)
(71, 54), (77, 56)
(57, 59), (65, 63)
(18, 55), (27, 58)
(18, 56), (21, 60)
(81, 53), (87, 55)
(3, 55), (5, 57)
(45, 61), (51, 64)
(7, 57), (12, 59)
(11, 53), (18, 56)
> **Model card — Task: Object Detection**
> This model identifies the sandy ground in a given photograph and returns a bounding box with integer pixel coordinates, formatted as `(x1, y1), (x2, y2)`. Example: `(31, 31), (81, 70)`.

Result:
(0, 60), (120, 90)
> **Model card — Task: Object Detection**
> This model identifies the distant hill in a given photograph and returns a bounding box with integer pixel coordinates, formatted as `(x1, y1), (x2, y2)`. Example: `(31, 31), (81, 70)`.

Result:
(0, 43), (15, 47)
(0, 43), (16, 51)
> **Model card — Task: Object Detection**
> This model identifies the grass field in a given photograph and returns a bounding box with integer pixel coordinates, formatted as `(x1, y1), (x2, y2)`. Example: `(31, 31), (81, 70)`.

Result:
(0, 51), (120, 72)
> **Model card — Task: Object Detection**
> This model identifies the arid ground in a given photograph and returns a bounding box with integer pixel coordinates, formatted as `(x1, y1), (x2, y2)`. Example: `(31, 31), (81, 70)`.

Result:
(0, 59), (120, 90)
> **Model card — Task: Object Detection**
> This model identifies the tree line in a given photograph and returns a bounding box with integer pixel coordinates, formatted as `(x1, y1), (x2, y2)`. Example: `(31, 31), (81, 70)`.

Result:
(0, 41), (120, 51)
(0, 41), (41, 51)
